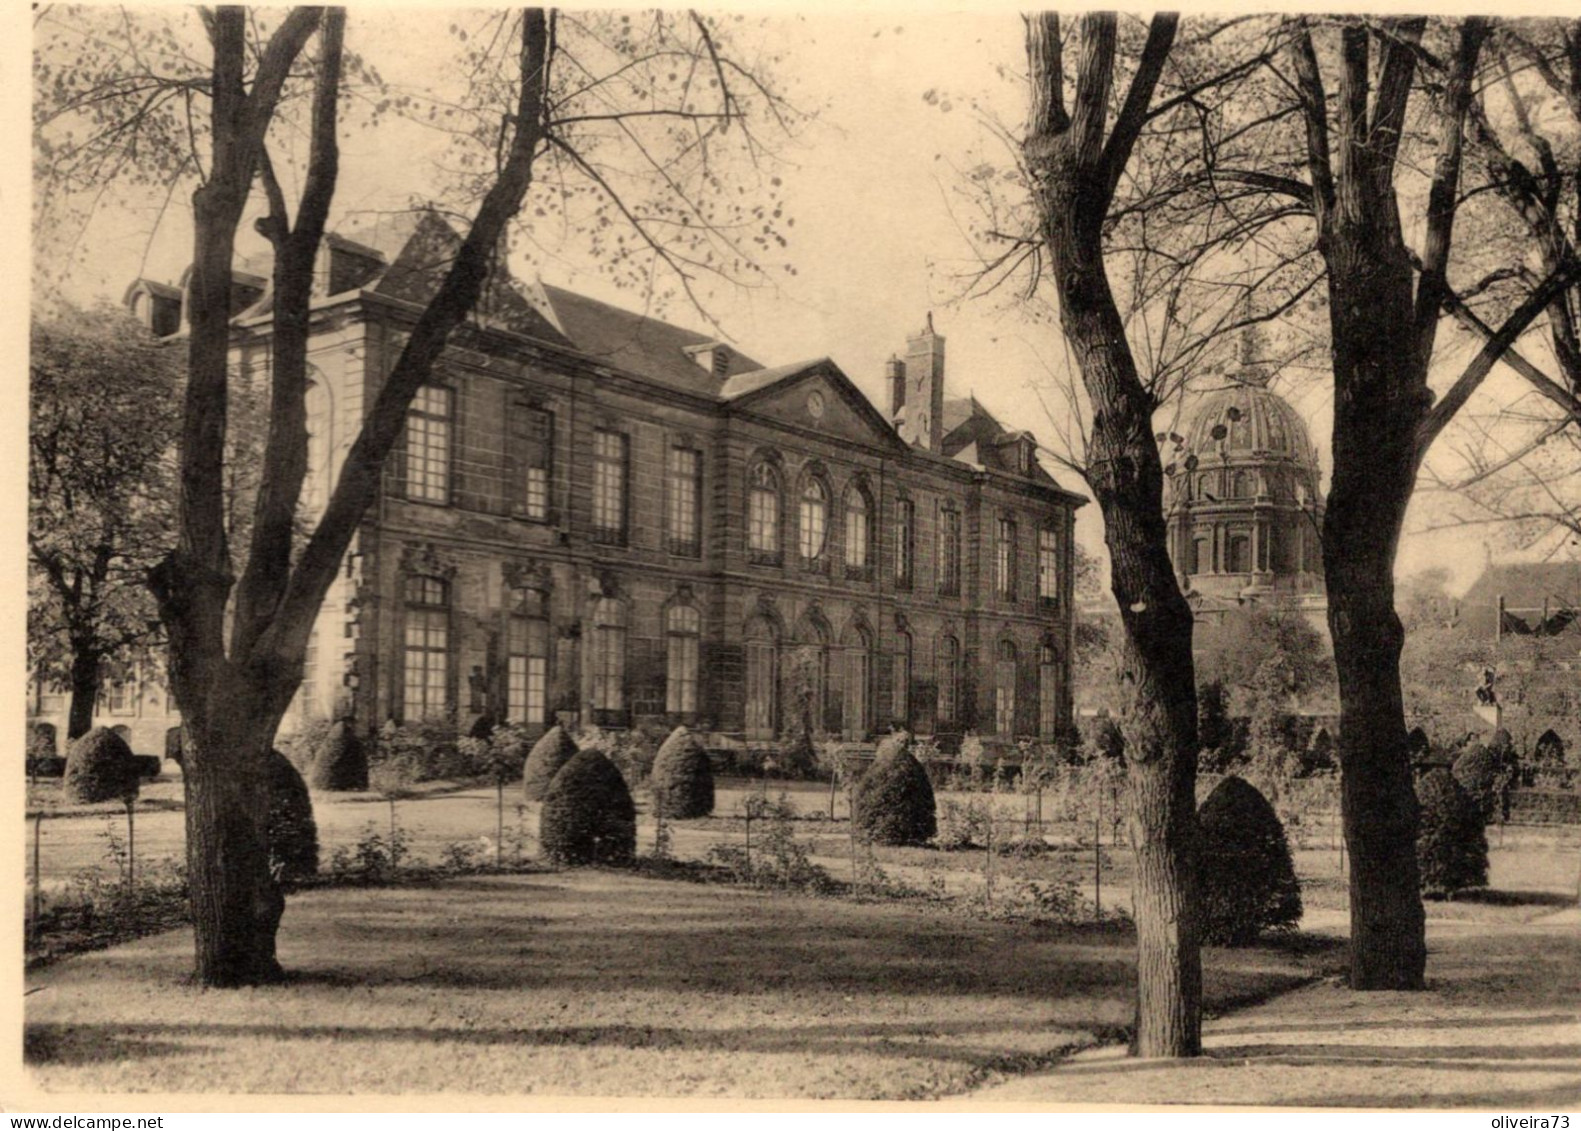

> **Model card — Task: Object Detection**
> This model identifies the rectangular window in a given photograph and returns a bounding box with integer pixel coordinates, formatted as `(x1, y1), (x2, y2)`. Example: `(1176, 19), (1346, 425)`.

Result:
(895, 499), (914, 589)
(666, 446), (702, 557)
(509, 404), (553, 521)
(591, 430), (628, 543)
(666, 607), (701, 714)
(298, 629), (320, 720)
(1039, 526), (1060, 602)
(996, 517), (1017, 599)
(402, 576), (449, 720)
(938, 507), (961, 596)
(893, 635), (911, 725)
(995, 663), (1016, 736)
(507, 616), (549, 725)
(936, 636), (959, 726)
(593, 626), (626, 711)
(107, 681), (134, 716)
(1039, 648), (1060, 742)
(403, 385), (452, 504)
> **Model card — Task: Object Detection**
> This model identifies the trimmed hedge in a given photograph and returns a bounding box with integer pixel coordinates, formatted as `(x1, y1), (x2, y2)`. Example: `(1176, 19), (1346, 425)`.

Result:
(651, 726), (714, 819)
(1452, 743), (1513, 823)
(539, 748), (636, 866)
(1417, 768), (1487, 898)
(164, 726), (185, 766)
(63, 727), (141, 804)
(522, 725), (578, 802)
(853, 732), (936, 847)
(1197, 775), (1302, 945)
(267, 749), (319, 883)
(133, 755), (162, 780)
(309, 719), (368, 792)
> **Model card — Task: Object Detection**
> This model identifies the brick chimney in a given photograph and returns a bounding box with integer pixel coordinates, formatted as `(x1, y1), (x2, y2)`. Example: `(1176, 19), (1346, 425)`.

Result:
(886, 355), (907, 419)
(901, 314), (945, 451)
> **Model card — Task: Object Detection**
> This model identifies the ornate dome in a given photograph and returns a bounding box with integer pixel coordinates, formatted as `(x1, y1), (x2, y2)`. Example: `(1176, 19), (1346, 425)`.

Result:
(1181, 384), (1320, 468)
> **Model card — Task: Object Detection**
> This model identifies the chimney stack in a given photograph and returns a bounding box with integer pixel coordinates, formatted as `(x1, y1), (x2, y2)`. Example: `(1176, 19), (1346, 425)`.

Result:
(902, 313), (946, 451)
(887, 355), (907, 419)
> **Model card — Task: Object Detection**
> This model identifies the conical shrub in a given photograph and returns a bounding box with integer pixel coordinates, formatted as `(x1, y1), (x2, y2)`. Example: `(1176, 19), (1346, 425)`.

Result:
(267, 749), (319, 883)
(63, 727), (140, 804)
(1417, 768), (1487, 898)
(1197, 775), (1302, 945)
(308, 719), (368, 792)
(539, 748), (636, 865)
(853, 731), (936, 846)
(651, 726), (714, 819)
(522, 725), (578, 802)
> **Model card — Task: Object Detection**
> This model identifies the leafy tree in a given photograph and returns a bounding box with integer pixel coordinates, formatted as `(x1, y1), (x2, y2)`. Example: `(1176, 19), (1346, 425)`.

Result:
(29, 305), (180, 739)
(35, 5), (796, 985)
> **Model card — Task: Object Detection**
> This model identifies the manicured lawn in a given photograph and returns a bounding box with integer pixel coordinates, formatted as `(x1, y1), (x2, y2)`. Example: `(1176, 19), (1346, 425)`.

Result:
(24, 868), (1336, 1099)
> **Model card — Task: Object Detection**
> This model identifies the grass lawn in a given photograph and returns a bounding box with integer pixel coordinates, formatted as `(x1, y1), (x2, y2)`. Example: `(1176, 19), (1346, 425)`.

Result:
(23, 868), (1338, 1099)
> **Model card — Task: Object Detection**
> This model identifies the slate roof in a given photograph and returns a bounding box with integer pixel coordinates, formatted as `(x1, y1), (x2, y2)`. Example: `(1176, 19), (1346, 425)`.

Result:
(538, 285), (763, 396)
(719, 359), (827, 400)
(1463, 561), (1581, 614)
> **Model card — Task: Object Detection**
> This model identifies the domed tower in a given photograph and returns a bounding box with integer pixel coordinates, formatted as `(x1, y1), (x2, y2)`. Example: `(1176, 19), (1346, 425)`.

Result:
(1164, 376), (1324, 605)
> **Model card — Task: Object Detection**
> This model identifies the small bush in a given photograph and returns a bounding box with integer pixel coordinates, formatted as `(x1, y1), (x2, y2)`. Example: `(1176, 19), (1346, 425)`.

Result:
(936, 798), (991, 849)
(309, 719), (368, 792)
(132, 755), (162, 780)
(522, 725), (578, 801)
(1452, 743), (1513, 823)
(164, 726), (185, 766)
(1417, 768), (1488, 899)
(279, 718), (333, 774)
(266, 749), (318, 884)
(1197, 775), (1302, 945)
(62, 728), (141, 805)
(651, 726), (715, 819)
(853, 732), (936, 847)
(539, 748), (636, 866)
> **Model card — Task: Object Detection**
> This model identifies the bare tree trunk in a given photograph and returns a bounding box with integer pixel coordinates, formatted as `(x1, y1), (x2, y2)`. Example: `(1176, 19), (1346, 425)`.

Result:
(1023, 11), (1200, 1058)
(1328, 278), (1429, 987)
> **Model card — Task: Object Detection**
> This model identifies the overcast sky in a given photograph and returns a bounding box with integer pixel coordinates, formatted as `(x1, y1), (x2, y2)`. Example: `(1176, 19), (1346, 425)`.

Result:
(34, 5), (1580, 596)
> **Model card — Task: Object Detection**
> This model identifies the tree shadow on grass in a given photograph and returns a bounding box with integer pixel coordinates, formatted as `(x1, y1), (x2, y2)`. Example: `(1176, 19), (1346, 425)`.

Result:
(23, 1015), (1109, 1071)
(1445, 888), (1577, 909)
(1214, 1012), (1581, 1038)
(24, 1025), (201, 1067)
(1278, 1080), (1581, 1109)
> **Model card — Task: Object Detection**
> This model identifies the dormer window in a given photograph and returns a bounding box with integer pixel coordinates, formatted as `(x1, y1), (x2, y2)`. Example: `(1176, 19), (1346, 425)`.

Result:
(685, 341), (732, 376)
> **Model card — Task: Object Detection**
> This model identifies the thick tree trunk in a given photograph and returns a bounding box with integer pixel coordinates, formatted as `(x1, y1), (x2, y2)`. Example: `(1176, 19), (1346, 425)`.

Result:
(180, 684), (294, 986)
(1039, 177), (1202, 1059)
(1322, 234), (1428, 991)
(66, 647), (100, 740)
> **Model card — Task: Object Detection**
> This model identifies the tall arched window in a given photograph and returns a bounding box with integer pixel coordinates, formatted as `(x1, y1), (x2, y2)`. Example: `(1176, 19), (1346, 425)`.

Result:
(1227, 533), (1251, 573)
(748, 462), (781, 562)
(403, 575), (450, 720)
(936, 634), (960, 726)
(799, 477), (828, 565)
(894, 496), (915, 588)
(893, 630), (912, 726)
(744, 616), (779, 740)
(843, 484), (871, 574)
(507, 594), (549, 726)
(591, 597), (626, 717)
(665, 604), (701, 715)
(842, 624), (871, 740)
(995, 639), (1018, 736)
(1038, 640), (1060, 742)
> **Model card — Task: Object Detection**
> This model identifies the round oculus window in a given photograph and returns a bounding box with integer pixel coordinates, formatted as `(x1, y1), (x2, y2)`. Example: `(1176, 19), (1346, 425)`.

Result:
(807, 390), (826, 419)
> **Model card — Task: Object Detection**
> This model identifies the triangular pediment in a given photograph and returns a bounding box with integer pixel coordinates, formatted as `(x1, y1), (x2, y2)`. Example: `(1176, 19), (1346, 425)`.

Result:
(724, 359), (906, 451)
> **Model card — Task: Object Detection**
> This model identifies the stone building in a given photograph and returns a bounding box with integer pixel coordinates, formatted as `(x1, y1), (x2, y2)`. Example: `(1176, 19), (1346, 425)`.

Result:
(99, 213), (1083, 756)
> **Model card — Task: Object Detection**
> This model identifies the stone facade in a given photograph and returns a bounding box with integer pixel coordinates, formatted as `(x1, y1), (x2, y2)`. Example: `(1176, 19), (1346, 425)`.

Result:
(109, 213), (1083, 756)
